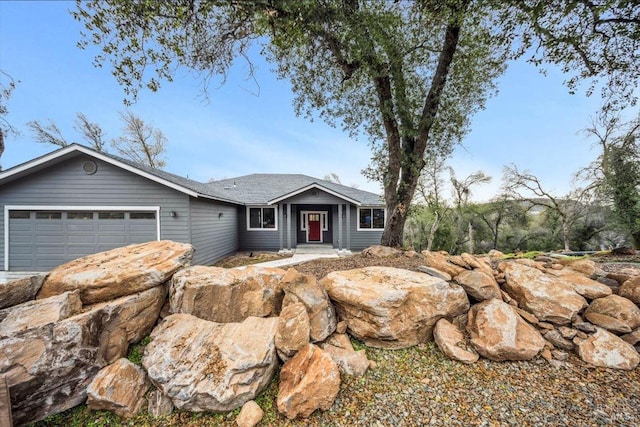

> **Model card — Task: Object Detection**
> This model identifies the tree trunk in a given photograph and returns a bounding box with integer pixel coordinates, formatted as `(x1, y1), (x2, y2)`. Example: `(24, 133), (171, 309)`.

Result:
(562, 221), (571, 252)
(426, 211), (440, 251)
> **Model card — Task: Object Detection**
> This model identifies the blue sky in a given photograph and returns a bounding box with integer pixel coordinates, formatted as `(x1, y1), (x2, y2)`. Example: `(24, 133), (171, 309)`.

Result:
(0, 1), (615, 200)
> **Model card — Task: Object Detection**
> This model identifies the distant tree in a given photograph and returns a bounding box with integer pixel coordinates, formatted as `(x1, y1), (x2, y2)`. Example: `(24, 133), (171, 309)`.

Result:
(28, 111), (167, 168)
(475, 194), (528, 251)
(324, 172), (342, 184)
(413, 156), (451, 251)
(502, 164), (593, 252)
(449, 168), (491, 253)
(75, 113), (107, 151)
(0, 70), (18, 170)
(111, 110), (167, 169)
(582, 110), (640, 248)
(27, 119), (70, 147)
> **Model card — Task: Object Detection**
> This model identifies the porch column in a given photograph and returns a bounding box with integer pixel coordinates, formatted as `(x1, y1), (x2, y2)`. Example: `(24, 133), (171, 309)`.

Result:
(338, 204), (343, 251)
(287, 203), (292, 250)
(278, 203), (284, 250)
(346, 204), (351, 251)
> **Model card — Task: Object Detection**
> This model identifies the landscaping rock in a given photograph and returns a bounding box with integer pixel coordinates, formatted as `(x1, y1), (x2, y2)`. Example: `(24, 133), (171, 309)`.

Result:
(467, 299), (545, 361)
(0, 290), (82, 337)
(318, 333), (370, 376)
(453, 270), (501, 302)
(322, 266), (469, 349)
(619, 276), (640, 304)
(236, 400), (264, 427)
(281, 269), (336, 343)
(417, 265), (452, 282)
(576, 328), (640, 370)
(87, 358), (149, 418)
(585, 294), (640, 331)
(148, 390), (174, 417)
(421, 251), (466, 277)
(433, 318), (479, 364)
(546, 269), (612, 299)
(0, 274), (46, 310)
(277, 344), (340, 419)
(584, 312), (632, 334)
(1, 285), (166, 425)
(501, 262), (587, 325)
(543, 329), (575, 351)
(169, 265), (285, 322)
(275, 302), (310, 360)
(37, 240), (193, 304)
(143, 314), (278, 412)
(361, 245), (400, 257)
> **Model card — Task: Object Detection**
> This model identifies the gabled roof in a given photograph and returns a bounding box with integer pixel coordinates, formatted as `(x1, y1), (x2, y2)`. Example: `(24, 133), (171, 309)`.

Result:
(0, 144), (384, 206)
(0, 144), (241, 204)
(209, 174), (384, 206)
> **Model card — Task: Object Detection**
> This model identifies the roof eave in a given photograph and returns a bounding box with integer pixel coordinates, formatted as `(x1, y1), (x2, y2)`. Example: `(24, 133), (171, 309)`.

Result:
(267, 182), (362, 206)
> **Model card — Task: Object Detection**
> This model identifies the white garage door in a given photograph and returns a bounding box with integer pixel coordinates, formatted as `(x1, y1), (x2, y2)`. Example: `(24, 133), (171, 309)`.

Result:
(8, 209), (158, 271)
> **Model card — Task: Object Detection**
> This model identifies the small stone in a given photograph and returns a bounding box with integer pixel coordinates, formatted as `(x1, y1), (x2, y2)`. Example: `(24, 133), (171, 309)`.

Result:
(417, 265), (452, 282)
(336, 321), (348, 334)
(574, 322), (597, 333)
(551, 350), (569, 361)
(236, 401), (264, 427)
(544, 330), (574, 351)
(558, 326), (577, 340)
(537, 322), (555, 330)
(87, 358), (149, 418)
(541, 348), (553, 361)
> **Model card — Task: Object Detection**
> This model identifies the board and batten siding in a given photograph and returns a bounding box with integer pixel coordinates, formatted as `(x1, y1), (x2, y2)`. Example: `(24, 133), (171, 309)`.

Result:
(237, 206), (281, 251)
(0, 154), (191, 270)
(188, 197), (238, 265)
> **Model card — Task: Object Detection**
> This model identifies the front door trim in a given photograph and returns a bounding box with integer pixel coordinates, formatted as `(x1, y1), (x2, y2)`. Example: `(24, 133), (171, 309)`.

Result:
(300, 210), (328, 243)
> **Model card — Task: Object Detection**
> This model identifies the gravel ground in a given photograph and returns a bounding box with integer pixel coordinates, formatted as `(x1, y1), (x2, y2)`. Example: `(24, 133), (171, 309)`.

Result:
(36, 252), (640, 427)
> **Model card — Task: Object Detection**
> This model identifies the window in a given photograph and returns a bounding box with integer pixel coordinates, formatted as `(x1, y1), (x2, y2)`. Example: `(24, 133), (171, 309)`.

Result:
(358, 207), (385, 230)
(130, 212), (156, 219)
(9, 211), (30, 219)
(99, 212), (125, 219)
(67, 211), (94, 220)
(36, 211), (62, 219)
(248, 207), (277, 230)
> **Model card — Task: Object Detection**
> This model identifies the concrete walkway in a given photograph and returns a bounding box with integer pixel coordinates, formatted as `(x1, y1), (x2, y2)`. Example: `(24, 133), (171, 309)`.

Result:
(239, 244), (351, 269)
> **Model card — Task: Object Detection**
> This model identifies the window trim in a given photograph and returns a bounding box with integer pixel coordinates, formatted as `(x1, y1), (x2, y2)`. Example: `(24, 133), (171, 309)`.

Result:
(246, 206), (278, 231)
(357, 207), (386, 231)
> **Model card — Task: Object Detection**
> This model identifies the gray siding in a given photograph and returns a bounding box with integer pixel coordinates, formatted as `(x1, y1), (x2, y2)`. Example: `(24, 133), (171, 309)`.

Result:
(0, 154), (191, 270)
(189, 197), (238, 265)
(346, 205), (383, 251)
(284, 189), (353, 205)
(237, 206), (281, 251)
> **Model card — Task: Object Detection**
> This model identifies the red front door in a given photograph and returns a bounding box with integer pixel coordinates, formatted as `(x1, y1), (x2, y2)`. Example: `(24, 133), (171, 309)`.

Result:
(308, 213), (321, 241)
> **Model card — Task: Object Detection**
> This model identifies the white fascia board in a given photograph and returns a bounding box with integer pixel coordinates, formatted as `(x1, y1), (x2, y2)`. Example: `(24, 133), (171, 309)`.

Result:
(268, 183), (361, 206)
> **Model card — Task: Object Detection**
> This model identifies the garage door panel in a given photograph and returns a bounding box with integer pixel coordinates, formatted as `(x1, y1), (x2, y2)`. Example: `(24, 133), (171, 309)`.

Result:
(9, 209), (157, 271)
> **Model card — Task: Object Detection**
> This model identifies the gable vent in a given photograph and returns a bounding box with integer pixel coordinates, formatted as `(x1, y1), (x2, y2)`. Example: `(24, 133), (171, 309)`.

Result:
(82, 161), (98, 175)
(311, 189), (319, 197)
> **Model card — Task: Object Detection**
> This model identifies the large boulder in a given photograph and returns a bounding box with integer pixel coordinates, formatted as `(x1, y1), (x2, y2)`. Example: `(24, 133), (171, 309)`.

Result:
(433, 318), (479, 364)
(321, 267), (469, 349)
(421, 251), (466, 277)
(281, 269), (336, 343)
(467, 299), (545, 361)
(361, 245), (401, 257)
(317, 333), (370, 376)
(546, 269), (612, 299)
(0, 291), (82, 337)
(275, 302), (310, 360)
(576, 328), (640, 370)
(142, 314), (278, 412)
(501, 262), (587, 325)
(619, 276), (640, 304)
(0, 274), (46, 310)
(87, 358), (149, 418)
(277, 344), (340, 419)
(169, 265), (285, 322)
(453, 270), (501, 302)
(585, 295), (640, 331)
(37, 240), (193, 304)
(1, 285), (166, 425)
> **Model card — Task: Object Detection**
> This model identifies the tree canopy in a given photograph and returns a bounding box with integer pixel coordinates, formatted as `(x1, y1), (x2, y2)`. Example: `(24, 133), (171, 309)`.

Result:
(73, 0), (640, 246)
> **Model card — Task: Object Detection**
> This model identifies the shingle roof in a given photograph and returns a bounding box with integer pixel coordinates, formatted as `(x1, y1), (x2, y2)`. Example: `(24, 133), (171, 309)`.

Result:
(208, 174), (384, 206)
(1, 144), (384, 206)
